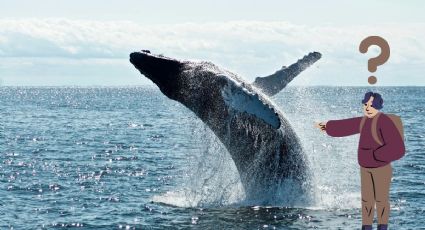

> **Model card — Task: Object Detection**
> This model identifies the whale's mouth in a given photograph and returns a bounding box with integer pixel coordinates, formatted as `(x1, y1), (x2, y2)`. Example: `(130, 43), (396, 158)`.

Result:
(129, 50), (183, 85)
(130, 50), (183, 98)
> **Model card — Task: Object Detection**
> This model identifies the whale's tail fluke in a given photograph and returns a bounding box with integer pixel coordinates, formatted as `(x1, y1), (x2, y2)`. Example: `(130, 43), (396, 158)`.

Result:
(252, 52), (321, 96)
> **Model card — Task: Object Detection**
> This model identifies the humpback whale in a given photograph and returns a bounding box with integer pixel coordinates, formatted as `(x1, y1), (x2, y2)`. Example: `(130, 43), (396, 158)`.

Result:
(129, 50), (321, 204)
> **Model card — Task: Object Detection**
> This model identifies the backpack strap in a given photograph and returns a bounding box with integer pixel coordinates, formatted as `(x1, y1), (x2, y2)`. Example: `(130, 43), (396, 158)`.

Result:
(359, 113), (384, 146)
(371, 112), (383, 146)
(359, 116), (367, 133)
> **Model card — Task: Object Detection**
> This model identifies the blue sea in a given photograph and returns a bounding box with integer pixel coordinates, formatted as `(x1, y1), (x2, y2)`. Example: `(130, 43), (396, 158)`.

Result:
(0, 86), (424, 229)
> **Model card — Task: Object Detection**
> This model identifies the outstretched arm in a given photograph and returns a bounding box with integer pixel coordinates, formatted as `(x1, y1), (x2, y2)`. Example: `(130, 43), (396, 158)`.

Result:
(316, 117), (363, 137)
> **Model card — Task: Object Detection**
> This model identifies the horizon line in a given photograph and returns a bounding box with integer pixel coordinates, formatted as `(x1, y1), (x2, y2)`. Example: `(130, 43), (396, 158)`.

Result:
(1, 85), (424, 88)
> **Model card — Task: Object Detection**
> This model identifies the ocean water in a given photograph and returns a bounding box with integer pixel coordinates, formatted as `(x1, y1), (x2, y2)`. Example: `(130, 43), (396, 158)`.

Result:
(0, 86), (424, 229)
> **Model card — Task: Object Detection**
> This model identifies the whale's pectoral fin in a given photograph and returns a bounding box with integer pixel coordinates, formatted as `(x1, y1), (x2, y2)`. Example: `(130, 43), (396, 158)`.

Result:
(222, 80), (281, 129)
(252, 52), (322, 96)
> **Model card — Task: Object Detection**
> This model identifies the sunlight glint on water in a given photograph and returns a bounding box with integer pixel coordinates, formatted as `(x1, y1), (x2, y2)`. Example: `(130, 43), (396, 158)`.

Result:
(0, 86), (423, 229)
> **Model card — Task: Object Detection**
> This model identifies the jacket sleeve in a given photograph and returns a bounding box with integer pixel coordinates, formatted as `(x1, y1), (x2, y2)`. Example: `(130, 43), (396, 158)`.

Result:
(325, 117), (363, 137)
(373, 115), (406, 162)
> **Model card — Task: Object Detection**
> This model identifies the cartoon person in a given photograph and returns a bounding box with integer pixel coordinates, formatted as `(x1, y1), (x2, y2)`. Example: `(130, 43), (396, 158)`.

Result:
(315, 92), (405, 230)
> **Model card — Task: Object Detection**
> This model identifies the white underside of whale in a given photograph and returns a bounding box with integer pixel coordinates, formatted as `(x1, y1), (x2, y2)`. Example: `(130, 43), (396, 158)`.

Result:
(221, 79), (280, 129)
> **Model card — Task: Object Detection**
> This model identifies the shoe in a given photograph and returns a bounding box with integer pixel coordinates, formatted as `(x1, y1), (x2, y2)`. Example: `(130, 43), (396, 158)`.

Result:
(362, 225), (372, 230)
(377, 224), (388, 230)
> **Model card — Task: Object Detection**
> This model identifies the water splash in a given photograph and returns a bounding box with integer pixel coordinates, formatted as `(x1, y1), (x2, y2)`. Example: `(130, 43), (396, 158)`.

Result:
(153, 115), (312, 208)
(153, 122), (244, 207)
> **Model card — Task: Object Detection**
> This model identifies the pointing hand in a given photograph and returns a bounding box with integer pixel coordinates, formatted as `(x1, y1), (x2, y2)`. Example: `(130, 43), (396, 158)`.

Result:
(315, 122), (327, 132)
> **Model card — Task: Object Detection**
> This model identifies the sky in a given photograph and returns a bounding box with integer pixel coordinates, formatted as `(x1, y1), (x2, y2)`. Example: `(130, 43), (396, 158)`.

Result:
(0, 0), (424, 86)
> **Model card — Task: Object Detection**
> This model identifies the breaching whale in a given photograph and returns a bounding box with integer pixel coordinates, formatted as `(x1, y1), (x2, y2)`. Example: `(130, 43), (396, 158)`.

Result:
(129, 50), (321, 203)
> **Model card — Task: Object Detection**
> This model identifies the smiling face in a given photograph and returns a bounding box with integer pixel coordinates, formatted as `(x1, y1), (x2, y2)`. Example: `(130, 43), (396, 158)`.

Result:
(363, 96), (379, 118)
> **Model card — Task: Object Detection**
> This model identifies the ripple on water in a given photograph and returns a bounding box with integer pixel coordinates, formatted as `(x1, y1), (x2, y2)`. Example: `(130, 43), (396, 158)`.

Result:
(0, 87), (424, 229)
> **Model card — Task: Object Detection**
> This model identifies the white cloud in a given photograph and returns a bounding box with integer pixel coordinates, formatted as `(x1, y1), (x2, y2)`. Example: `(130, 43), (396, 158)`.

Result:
(0, 18), (424, 85)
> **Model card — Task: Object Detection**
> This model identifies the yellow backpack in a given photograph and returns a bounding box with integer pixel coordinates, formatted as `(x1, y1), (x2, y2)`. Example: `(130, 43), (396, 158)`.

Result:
(359, 113), (404, 146)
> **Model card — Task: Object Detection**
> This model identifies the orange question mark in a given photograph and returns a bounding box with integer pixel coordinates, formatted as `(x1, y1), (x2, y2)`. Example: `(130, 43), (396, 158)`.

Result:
(359, 36), (390, 85)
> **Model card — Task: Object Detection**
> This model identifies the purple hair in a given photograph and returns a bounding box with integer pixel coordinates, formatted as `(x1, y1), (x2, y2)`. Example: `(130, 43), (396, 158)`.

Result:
(362, 92), (383, 110)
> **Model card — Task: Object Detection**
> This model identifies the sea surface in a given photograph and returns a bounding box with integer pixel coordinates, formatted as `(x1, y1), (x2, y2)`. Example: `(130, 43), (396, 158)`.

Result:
(0, 86), (424, 229)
